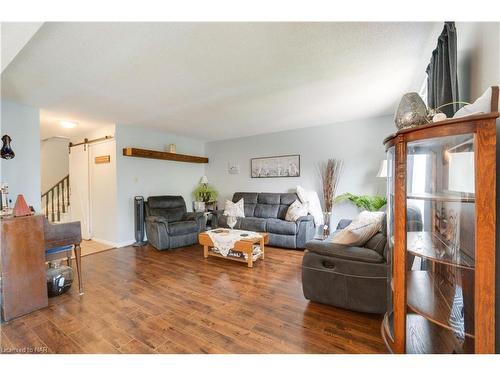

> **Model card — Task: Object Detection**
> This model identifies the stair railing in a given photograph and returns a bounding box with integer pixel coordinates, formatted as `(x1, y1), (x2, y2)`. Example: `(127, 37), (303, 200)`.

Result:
(41, 175), (70, 222)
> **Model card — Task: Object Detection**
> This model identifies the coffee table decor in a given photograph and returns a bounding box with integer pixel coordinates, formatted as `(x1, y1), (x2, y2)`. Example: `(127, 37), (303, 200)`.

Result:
(198, 229), (269, 268)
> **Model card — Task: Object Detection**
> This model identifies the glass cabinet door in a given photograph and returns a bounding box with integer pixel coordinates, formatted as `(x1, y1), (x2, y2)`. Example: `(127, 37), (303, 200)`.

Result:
(384, 146), (396, 346)
(405, 133), (475, 354)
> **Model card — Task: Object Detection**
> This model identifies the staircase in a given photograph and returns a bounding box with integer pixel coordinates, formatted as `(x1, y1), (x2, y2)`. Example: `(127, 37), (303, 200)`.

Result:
(41, 175), (70, 223)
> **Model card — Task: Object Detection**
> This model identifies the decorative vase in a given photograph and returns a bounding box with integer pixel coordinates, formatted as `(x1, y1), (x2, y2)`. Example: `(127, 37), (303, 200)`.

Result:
(227, 215), (237, 230)
(1, 135), (15, 160)
(193, 201), (205, 212)
(394, 92), (428, 130)
(323, 212), (332, 238)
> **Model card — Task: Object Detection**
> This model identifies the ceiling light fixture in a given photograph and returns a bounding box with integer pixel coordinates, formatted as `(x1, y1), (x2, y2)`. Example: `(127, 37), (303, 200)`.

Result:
(60, 120), (78, 129)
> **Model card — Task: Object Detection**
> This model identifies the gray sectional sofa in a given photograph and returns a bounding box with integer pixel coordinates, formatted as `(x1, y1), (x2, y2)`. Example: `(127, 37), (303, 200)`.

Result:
(212, 192), (315, 249)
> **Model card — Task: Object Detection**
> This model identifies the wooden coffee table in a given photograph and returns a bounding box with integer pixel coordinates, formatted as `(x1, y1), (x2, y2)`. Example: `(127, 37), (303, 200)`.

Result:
(198, 230), (269, 268)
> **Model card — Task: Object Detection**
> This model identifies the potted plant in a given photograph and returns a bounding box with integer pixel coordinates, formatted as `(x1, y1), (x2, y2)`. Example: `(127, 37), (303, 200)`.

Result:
(193, 176), (218, 212)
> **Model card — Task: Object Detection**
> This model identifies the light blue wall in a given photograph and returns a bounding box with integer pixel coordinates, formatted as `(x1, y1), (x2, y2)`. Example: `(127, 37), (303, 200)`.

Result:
(0, 100), (41, 211)
(115, 124), (206, 244)
(205, 115), (394, 229)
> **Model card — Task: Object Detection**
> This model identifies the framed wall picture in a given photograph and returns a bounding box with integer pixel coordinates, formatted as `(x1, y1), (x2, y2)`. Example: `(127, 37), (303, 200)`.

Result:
(251, 154), (300, 178)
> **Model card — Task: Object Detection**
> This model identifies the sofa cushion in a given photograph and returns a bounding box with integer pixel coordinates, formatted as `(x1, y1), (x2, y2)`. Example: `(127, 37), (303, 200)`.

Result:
(168, 220), (198, 236)
(305, 240), (385, 264)
(233, 192), (257, 217)
(267, 218), (297, 235)
(147, 196), (187, 223)
(254, 192), (280, 219)
(239, 217), (267, 232)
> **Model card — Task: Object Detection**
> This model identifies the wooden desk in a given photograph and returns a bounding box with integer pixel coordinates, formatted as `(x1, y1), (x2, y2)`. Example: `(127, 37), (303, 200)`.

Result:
(1, 215), (48, 321)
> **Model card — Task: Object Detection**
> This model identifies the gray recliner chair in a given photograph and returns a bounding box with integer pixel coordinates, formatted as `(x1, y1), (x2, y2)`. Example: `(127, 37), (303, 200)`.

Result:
(302, 207), (422, 314)
(145, 196), (206, 250)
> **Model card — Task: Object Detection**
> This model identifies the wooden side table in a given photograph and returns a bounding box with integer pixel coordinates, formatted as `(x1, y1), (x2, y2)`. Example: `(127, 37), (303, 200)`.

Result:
(1, 215), (48, 321)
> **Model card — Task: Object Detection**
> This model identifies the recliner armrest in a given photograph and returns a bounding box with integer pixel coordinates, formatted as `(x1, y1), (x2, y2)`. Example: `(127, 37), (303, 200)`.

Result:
(183, 212), (204, 221)
(183, 212), (206, 232)
(146, 215), (169, 225)
(305, 239), (385, 264)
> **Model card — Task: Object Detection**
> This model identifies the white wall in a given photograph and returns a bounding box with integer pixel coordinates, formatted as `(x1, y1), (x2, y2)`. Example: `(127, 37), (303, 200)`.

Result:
(0, 100), (41, 211)
(40, 137), (69, 193)
(205, 115), (394, 229)
(457, 22), (500, 102)
(115, 124), (206, 245)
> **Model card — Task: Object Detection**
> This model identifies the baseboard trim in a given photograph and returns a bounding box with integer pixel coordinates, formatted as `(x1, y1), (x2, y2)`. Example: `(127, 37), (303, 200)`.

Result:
(90, 238), (118, 248)
(90, 238), (143, 249)
(115, 239), (136, 248)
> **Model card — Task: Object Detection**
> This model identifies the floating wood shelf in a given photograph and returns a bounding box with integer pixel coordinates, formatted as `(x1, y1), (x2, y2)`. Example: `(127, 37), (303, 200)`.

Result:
(123, 147), (208, 163)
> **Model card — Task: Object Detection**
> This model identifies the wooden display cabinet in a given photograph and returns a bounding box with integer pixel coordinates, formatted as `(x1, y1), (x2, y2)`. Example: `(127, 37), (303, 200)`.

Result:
(382, 94), (498, 353)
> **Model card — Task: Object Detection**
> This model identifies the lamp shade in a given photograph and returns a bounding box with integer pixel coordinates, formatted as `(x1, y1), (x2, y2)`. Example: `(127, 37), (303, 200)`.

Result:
(200, 175), (208, 184)
(376, 160), (388, 178)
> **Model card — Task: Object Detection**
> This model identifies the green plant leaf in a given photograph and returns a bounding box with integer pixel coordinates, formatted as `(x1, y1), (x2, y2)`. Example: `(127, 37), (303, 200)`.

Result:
(193, 184), (218, 202)
(334, 193), (387, 211)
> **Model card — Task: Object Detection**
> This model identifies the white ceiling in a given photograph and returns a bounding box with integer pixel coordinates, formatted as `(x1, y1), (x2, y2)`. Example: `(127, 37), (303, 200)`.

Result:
(0, 22), (43, 72)
(1, 22), (442, 140)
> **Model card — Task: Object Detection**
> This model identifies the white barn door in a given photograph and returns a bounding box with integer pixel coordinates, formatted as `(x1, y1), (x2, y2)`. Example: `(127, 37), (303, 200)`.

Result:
(69, 144), (91, 240)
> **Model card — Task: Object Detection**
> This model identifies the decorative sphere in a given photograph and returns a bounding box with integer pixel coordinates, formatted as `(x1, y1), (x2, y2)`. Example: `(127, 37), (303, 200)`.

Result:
(394, 92), (428, 130)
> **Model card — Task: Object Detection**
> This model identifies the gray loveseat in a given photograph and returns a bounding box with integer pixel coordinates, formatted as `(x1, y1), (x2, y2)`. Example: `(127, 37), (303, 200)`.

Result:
(212, 192), (315, 249)
(145, 196), (206, 250)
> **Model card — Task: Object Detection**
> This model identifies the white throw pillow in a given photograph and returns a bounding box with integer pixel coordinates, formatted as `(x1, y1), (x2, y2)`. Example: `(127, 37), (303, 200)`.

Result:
(453, 87), (495, 118)
(358, 211), (385, 231)
(285, 200), (309, 222)
(223, 198), (245, 217)
(296, 185), (324, 226)
(332, 210), (385, 247)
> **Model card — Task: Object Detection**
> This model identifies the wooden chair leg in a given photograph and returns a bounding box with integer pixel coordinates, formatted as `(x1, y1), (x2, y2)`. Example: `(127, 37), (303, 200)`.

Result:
(74, 244), (84, 295)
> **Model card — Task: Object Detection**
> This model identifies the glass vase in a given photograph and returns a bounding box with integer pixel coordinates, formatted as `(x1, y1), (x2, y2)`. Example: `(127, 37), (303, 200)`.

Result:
(323, 212), (332, 238)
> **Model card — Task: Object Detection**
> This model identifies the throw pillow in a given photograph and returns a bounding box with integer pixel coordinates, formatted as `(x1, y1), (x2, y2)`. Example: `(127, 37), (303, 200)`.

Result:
(358, 211), (385, 231)
(223, 198), (245, 217)
(332, 211), (386, 247)
(296, 185), (324, 226)
(331, 220), (380, 247)
(285, 200), (308, 222)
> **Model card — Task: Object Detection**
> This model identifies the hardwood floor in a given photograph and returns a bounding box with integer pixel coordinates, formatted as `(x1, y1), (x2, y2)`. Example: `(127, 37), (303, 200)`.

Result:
(0, 244), (386, 354)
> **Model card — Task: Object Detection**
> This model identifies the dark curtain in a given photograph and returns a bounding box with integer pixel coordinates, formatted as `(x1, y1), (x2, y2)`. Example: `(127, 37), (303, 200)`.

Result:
(426, 22), (459, 117)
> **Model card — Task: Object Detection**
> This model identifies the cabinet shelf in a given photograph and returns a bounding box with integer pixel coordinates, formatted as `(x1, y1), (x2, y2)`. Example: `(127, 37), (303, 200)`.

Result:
(407, 231), (475, 270)
(406, 314), (473, 354)
(407, 271), (474, 338)
(407, 192), (475, 203)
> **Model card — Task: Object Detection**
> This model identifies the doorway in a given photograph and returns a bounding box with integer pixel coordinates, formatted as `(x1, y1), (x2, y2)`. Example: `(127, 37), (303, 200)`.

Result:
(69, 138), (116, 245)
